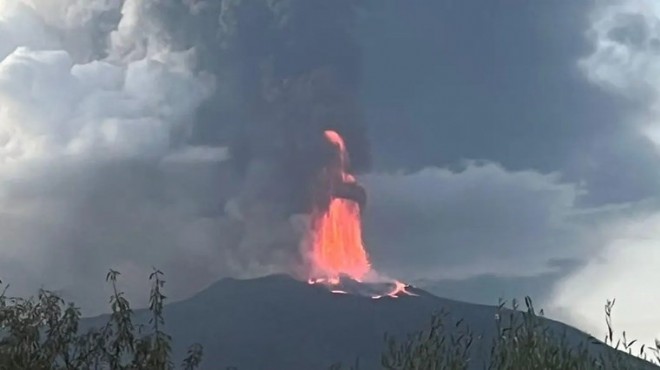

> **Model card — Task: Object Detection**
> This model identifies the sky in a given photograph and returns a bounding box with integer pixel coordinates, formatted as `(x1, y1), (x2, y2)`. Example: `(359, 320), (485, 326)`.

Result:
(1, 0), (660, 350)
(358, 0), (660, 346)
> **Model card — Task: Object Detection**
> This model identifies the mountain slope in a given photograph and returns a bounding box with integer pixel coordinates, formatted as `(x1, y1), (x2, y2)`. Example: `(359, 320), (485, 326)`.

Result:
(83, 274), (654, 369)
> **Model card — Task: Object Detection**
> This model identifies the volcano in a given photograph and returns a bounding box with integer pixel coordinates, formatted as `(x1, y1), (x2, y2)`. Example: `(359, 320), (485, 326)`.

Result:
(304, 130), (415, 299)
(82, 274), (654, 370)
(73, 130), (649, 369)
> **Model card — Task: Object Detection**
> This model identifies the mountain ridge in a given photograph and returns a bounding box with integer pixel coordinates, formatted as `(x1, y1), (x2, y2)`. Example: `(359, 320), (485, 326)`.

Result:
(82, 274), (654, 370)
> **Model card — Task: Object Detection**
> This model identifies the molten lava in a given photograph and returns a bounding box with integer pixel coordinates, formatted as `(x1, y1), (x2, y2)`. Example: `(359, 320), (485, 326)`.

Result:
(310, 130), (371, 281)
(307, 130), (415, 299)
(311, 197), (371, 280)
(371, 281), (417, 299)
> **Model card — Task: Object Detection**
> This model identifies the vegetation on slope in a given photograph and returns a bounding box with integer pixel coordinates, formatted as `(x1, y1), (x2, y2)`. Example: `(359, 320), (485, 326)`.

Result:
(351, 298), (660, 370)
(0, 270), (202, 370)
(0, 271), (657, 370)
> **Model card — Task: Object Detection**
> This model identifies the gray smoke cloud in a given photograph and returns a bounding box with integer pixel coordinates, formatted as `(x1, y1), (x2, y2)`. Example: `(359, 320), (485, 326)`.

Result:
(548, 0), (660, 346)
(0, 0), (367, 314)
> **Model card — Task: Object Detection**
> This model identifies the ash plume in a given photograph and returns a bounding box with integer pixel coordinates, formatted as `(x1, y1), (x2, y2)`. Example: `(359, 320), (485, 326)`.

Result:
(139, 0), (372, 275)
(0, 0), (369, 313)
(200, 0), (371, 206)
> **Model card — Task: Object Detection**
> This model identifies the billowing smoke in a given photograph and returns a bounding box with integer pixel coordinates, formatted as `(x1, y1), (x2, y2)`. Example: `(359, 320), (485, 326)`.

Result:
(200, 0), (370, 277)
(0, 0), (367, 314)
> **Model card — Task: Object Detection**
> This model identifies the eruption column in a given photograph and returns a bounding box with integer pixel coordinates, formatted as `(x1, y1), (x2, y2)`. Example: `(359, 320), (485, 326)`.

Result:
(310, 130), (371, 281)
(308, 130), (415, 299)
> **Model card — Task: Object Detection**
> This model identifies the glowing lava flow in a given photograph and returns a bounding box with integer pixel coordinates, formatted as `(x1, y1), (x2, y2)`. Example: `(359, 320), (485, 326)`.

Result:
(371, 281), (415, 299)
(311, 197), (371, 280)
(309, 130), (371, 282)
(308, 130), (415, 299)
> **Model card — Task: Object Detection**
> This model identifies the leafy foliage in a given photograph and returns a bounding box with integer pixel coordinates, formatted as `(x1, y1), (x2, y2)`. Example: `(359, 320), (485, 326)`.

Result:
(0, 270), (202, 370)
(2, 271), (659, 370)
(354, 296), (660, 370)
(380, 308), (473, 370)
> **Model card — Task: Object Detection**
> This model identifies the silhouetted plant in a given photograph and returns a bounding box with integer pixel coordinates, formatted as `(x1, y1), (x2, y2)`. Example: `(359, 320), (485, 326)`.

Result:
(332, 296), (659, 370)
(3, 271), (659, 370)
(0, 270), (203, 370)
(380, 308), (473, 370)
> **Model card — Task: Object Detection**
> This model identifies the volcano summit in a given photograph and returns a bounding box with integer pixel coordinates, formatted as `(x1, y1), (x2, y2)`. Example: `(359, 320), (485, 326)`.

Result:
(80, 274), (654, 370)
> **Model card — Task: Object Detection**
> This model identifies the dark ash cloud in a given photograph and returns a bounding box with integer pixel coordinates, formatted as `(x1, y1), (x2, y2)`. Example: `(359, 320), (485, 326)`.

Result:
(0, 0), (371, 313)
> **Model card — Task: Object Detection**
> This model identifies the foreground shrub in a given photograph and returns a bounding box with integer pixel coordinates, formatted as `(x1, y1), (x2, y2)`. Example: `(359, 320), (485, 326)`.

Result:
(0, 269), (203, 370)
(373, 297), (658, 370)
(2, 272), (658, 370)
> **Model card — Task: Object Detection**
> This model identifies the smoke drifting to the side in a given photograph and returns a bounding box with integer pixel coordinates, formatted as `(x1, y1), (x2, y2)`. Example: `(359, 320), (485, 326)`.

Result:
(0, 0), (367, 314)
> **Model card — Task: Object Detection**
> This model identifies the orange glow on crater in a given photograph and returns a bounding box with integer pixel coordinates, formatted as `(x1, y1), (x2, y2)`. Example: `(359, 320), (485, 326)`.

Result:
(307, 130), (415, 300)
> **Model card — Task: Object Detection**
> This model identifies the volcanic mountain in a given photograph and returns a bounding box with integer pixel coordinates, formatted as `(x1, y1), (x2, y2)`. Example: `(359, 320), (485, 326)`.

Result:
(82, 274), (654, 370)
(80, 129), (655, 369)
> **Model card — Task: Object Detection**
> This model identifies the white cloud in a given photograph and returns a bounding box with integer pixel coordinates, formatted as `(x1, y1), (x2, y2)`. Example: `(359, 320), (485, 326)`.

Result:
(549, 205), (660, 346)
(361, 162), (601, 282)
(362, 161), (660, 346)
(581, 0), (660, 148)
(0, 0), (234, 315)
(549, 0), (660, 348)
(0, 1), (57, 61)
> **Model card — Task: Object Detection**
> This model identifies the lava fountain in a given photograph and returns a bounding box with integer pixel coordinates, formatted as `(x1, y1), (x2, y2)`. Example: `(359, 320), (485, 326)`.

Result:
(307, 130), (415, 299)
(310, 131), (370, 281)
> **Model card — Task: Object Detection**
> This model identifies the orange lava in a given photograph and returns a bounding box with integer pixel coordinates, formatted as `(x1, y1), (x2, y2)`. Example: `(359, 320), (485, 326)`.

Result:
(308, 277), (340, 285)
(311, 197), (371, 280)
(308, 130), (414, 300)
(372, 281), (418, 299)
(310, 130), (371, 281)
